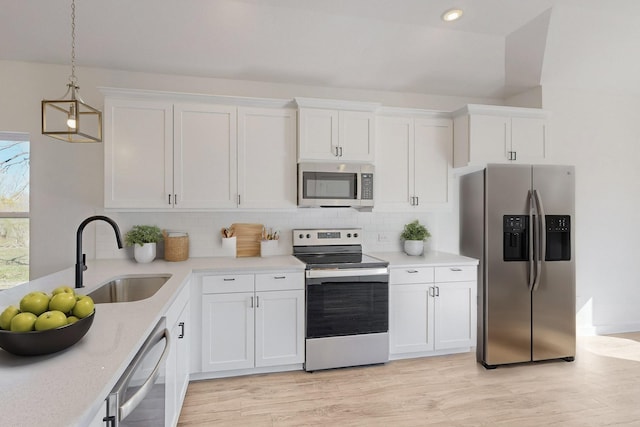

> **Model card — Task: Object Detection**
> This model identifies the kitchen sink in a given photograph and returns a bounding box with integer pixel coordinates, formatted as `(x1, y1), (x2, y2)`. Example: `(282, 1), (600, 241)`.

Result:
(88, 274), (172, 304)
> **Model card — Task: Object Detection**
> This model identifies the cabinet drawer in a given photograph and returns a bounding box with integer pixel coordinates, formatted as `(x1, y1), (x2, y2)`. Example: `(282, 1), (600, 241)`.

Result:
(435, 266), (477, 282)
(255, 272), (304, 292)
(202, 274), (254, 294)
(390, 267), (434, 284)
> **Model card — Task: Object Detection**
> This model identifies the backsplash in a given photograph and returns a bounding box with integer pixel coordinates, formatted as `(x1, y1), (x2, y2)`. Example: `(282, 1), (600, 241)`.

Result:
(95, 208), (459, 260)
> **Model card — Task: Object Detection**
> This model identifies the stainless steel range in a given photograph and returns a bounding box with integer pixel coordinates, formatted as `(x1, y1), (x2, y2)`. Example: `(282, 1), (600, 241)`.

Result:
(293, 228), (389, 371)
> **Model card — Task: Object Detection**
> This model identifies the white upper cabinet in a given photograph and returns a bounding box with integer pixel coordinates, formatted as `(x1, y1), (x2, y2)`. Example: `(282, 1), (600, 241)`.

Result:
(453, 104), (548, 168)
(103, 89), (297, 210)
(376, 111), (452, 211)
(174, 103), (237, 209)
(104, 98), (173, 209)
(295, 97), (379, 163)
(237, 107), (297, 209)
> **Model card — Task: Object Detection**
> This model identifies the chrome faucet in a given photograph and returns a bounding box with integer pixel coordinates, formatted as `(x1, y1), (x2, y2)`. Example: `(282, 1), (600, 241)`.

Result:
(75, 215), (123, 288)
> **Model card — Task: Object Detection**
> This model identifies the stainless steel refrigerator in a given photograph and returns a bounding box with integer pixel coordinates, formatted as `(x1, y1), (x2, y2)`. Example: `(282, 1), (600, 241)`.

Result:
(461, 164), (575, 368)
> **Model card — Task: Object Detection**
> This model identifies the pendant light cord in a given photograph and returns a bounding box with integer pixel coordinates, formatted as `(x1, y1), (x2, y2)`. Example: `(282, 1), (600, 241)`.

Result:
(69, 0), (78, 88)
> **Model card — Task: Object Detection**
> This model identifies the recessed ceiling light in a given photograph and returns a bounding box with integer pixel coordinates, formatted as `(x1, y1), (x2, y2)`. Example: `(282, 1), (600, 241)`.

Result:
(442, 8), (464, 22)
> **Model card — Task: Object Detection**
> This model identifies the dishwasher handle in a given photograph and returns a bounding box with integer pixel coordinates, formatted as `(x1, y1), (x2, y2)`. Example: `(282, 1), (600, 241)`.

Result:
(108, 319), (170, 424)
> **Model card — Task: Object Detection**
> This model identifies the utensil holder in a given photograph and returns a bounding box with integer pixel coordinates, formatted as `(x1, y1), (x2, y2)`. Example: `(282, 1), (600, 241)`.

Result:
(222, 236), (237, 257)
(260, 240), (278, 257)
(164, 231), (189, 261)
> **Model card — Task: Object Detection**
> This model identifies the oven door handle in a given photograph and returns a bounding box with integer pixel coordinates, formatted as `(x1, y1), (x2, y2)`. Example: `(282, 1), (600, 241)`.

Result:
(306, 267), (388, 279)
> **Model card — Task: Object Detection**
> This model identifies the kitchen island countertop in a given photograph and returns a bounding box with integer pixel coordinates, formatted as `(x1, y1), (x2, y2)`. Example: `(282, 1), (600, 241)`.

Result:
(0, 255), (305, 427)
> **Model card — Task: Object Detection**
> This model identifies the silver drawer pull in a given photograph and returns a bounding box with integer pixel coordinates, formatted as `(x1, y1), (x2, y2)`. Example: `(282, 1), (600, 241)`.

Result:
(450, 268), (462, 272)
(223, 278), (236, 281)
(407, 270), (419, 273)
(274, 276), (286, 279)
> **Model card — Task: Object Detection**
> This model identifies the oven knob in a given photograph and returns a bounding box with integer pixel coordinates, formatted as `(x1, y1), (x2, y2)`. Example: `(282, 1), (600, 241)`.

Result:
(347, 233), (351, 238)
(354, 233), (358, 238)
(306, 234), (311, 239)
(298, 234), (304, 239)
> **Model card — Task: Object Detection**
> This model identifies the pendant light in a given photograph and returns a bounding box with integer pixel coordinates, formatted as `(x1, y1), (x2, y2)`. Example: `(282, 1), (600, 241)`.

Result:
(41, 0), (102, 143)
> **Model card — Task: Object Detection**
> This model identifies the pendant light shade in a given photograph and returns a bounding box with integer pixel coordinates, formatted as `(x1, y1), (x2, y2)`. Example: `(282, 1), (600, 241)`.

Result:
(42, 0), (102, 143)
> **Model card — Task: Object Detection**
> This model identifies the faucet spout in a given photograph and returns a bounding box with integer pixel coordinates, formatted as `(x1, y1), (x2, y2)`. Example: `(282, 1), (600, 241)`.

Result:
(75, 215), (123, 288)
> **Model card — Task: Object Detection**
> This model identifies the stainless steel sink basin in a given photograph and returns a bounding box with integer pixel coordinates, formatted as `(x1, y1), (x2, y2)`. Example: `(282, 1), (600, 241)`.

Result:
(88, 274), (172, 304)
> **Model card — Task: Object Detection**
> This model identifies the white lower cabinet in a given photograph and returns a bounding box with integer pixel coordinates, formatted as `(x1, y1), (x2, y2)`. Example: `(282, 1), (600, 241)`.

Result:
(390, 265), (476, 358)
(201, 272), (304, 373)
(165, 283), (191, 427)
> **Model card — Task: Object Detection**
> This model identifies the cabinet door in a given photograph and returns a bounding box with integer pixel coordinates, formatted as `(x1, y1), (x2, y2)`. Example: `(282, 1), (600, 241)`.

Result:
(511, 117), (547, 163)
(174, 103), (237, 208)
(468, 114), (511, 164)
(433, 281), (475, 350)
(104, 98), (173, 208)
(255, 290), (305, 367)
(389, 283), (434, 354)
(165, 299), (190, 427)
(201, 292), (254, 372)
(413, 118), (452, 208)
(339, 111), (374, 162)
(238, 107), (297, 209)
(375, 116), (413, 210)
(298, 108), (339, 161)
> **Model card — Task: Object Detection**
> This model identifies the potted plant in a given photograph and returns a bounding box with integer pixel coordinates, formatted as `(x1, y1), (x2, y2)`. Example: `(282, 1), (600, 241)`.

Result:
(400, 220), (431, 256)
(125, 225), (163, 263)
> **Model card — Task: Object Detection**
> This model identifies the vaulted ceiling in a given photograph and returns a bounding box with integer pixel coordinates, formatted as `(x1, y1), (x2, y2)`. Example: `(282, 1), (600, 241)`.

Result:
(1, 0), (639, 99)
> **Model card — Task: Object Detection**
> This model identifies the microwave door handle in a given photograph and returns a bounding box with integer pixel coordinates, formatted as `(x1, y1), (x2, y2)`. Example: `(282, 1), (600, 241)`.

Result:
(117, 328), (171, 421)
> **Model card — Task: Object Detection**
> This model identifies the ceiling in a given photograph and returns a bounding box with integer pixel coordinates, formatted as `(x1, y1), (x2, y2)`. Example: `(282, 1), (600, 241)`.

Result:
(1, 0), (639, 99)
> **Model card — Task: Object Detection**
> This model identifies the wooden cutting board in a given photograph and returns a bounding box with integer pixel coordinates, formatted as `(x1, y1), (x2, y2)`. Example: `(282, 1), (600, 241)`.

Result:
(231, 223), (263, 257)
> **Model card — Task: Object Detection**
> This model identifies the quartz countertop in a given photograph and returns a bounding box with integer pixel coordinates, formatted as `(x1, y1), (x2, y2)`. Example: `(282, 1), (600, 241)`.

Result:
(0, 255), (305, 427)
(371, 251), (479, 267)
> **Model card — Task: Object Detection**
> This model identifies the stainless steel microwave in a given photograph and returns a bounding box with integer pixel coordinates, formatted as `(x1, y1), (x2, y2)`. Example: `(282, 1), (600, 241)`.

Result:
(298, 162), (374, 209)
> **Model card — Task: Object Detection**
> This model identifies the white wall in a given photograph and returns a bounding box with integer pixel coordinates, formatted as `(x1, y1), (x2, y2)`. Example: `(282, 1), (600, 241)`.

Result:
(541, 85), (640, 334)
(0, 59), (494, 280)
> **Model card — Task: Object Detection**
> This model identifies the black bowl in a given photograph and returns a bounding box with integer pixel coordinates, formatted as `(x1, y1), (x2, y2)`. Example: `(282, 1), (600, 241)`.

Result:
(0, 311), (95, 356)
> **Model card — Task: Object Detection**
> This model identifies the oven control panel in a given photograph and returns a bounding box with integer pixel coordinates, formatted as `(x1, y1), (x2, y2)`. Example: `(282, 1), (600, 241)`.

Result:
(293, 228), (363, 246)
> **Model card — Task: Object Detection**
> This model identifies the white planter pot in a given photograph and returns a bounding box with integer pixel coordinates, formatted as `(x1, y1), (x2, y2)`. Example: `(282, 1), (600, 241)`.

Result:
(404, 240), (424, 256)
(134, 242), (156, 263)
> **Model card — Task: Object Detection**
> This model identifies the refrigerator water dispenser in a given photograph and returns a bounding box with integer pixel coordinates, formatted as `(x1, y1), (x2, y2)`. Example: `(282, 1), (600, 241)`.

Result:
(545, 215), (571, 261)
(503, 215), (529, 261)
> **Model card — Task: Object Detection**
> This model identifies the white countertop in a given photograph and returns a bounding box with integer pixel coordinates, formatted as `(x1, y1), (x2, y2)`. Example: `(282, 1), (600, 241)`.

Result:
(371, 251), (479, 267)
(0, 251), (476, 426)
(0, 255), (305, 427)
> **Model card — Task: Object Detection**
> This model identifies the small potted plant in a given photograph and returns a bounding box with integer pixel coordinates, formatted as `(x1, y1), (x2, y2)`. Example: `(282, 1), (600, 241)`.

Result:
(400, 220), (431, 256)
(125, 225), (163, 263)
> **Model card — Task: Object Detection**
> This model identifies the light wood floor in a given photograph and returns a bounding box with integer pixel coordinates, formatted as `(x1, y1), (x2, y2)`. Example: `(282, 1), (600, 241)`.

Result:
(178, 333), (640, 426)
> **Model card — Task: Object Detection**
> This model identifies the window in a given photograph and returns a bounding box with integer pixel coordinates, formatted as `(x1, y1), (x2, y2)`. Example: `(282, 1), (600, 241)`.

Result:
(0, 133), (29, 290)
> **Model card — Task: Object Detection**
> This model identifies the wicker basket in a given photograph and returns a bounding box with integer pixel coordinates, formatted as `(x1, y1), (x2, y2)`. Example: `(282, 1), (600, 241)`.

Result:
(163, 231), (189, 261)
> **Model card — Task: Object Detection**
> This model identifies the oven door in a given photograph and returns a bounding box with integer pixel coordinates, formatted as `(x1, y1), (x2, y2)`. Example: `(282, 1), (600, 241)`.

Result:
(306, 268), (389, 338)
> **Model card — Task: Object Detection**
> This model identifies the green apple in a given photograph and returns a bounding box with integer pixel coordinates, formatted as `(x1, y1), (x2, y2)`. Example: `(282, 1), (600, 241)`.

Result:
(10, 312), (37, 332)
(35, 310), (68, 331)
(0, 305), (20, 330)
(66, 316), (79, 325)
(49, 292), (76, 314)
(20, 292), (51, 316)
(72, 296), (95, 319)
(52, 285), (75, 296)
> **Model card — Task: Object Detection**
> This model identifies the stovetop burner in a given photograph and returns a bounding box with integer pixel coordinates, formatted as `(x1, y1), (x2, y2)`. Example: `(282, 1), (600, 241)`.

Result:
(292, 228), (388, 270)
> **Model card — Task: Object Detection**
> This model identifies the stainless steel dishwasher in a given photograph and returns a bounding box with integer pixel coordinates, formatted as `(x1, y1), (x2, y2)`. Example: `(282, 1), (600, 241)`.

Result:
(104, 318), (170, 426)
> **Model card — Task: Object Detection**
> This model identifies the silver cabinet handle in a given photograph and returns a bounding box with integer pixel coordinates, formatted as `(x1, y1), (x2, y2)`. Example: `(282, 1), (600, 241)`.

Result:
(407, 270), (419, 273)
(250, 296), (254, 308)
(435, 286), (440, 297)
(256, 295), (260, 308)
(429, 286), (435, 297)
(168, 194), (171, 205)
(339, 146), (343, 157)
(450, 268), (462, 272)
(223, 277), (235, 281)
(174, 194), (178, 205)
(334, 146), (339, 157)
(274, 276), (286, 279)
(237, 194), (241, 205)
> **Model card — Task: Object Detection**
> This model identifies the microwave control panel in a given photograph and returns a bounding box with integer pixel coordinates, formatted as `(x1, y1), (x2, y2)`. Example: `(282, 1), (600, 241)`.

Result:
(361, 173), (374, 200)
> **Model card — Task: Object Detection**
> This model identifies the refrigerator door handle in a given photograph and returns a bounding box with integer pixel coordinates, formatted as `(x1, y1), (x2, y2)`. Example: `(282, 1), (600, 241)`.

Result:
(528, 190), (536, 292)
(533, 189), (546, 292)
